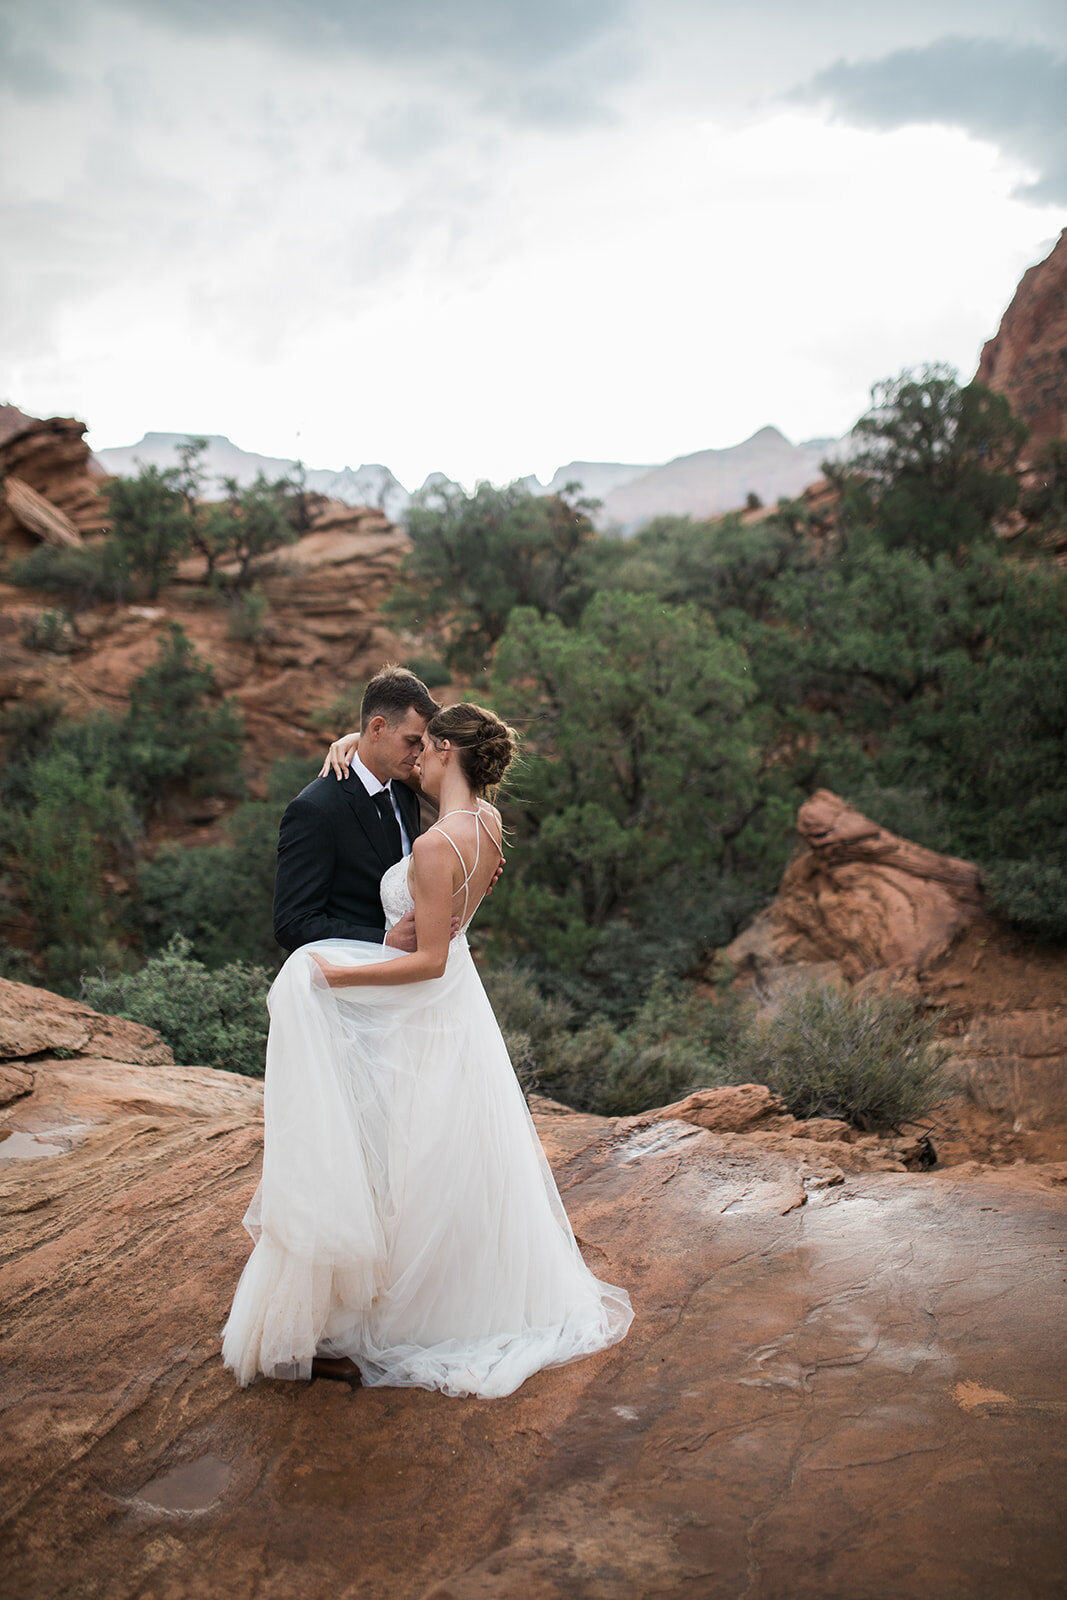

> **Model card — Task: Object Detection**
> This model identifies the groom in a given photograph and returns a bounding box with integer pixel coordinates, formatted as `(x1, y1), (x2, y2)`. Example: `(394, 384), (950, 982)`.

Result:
(273, 666), (439, 956)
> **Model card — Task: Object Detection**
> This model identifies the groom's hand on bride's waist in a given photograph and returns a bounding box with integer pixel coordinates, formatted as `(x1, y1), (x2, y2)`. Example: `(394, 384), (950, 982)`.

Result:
(384, 912), (418, 952)
(384, 911), (460, 952)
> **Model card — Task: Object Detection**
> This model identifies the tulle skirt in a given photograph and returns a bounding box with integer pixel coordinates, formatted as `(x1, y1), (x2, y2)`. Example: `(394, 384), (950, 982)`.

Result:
(220, 936), (633, 1397)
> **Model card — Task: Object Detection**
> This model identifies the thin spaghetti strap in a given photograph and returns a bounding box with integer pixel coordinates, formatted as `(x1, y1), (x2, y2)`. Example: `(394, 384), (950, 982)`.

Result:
(428, 819), (476, 926)
(426, 807), (502, 931)
(431, 827), (469, 874)
(473, 805), (502, 855)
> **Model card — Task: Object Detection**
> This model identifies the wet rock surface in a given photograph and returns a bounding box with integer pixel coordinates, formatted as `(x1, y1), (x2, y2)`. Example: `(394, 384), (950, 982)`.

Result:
(2, 1055), (1064, 1599)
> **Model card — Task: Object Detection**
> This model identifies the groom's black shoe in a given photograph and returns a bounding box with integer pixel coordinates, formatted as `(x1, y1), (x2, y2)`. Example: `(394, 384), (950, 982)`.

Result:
(311, 1355), (362, 1385)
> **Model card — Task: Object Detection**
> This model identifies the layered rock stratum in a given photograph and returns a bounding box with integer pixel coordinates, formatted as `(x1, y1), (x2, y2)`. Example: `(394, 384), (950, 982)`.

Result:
(1, 980), (1064, 1599)
(0, 405), (111, 552)
(0, 502), (411, 795)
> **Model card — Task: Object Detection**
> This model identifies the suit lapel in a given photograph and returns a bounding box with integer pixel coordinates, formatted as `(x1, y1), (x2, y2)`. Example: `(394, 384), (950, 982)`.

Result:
(340, 773), (392, 871)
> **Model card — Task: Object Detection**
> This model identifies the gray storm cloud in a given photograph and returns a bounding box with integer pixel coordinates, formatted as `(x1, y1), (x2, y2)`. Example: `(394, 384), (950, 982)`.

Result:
(111, 0), (626, 72)
(791, 36), (1067, 205)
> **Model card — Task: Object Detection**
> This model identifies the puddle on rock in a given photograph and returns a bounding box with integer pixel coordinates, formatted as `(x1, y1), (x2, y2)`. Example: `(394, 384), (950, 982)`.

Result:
(0, 1130), (68, 1161)
(134, 1455), (233, 1513)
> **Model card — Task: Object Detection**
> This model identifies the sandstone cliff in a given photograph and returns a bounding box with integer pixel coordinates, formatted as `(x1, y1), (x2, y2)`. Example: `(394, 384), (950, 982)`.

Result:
(976, 228), (1067, 454)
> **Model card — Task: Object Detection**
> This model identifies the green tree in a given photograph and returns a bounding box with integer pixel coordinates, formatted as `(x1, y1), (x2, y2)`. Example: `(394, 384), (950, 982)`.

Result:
(607, 510), (808, 621)
(172, 436), (228, 582)
(2, 746), (136, 987)
(390, 480), (600, 672)
(107, 466), (189, 597)
(123, 624), (244, 805)
(210, 472), (299, 591)
(134, 757), (318, 967)
(485, 591), (767, 1011)
(847, 364), (1026, 555)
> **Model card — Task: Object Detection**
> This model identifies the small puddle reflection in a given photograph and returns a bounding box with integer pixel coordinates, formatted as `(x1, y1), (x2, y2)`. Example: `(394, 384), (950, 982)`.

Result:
(0, 1130), (67, 1161)
(134, 1455), (233, 1513)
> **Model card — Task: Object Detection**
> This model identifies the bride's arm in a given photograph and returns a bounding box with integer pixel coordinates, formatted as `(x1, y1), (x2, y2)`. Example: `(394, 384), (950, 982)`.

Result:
(319, 730), (360, 780)
(311, 833), (455, 986)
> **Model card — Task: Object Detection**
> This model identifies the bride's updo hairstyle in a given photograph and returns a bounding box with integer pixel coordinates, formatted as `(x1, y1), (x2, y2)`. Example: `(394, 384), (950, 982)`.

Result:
(426, 703), (518, 797)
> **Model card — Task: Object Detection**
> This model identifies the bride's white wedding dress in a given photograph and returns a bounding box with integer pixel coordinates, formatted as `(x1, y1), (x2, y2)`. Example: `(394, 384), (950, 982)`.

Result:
(221, 810), (633, 1397)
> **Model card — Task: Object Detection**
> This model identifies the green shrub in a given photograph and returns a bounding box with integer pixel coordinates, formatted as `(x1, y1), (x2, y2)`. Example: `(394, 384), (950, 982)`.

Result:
(225, 585), (270, 642)
(309, 681), (366, 734)
(481, 965), (577, 1095)
(403, 654), (451, 688)
(483, 966), (735, 1116)
(136, 803), (282, 968)
(985, 859), (1067, 943)
(134, 756), (319, 968)
(20, 610), (81, 654)
(9, 540), (131, 609)
(4, 746), (137, 987)
(123, 624), (244, 804)
(728, 981), (946, 1131)
(83, 933), (271, 1076)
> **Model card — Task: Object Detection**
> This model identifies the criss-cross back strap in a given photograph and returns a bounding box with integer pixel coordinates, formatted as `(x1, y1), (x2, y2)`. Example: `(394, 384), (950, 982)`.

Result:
(428, 806), (500, 929)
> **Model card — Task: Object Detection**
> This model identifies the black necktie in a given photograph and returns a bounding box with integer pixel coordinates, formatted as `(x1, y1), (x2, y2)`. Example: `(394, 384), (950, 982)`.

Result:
(373, 787), (403, 863)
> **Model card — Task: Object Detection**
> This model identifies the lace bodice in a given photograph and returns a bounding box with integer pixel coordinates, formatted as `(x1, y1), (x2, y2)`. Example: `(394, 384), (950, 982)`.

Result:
(380, 857), (415, 932)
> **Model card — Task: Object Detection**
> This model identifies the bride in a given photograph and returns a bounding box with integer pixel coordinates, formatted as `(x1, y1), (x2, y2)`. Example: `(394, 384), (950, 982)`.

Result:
(221, 701), (633, 1397)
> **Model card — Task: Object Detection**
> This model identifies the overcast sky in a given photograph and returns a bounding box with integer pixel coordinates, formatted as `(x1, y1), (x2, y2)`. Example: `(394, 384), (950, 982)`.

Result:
(1, 0), (1064, 487)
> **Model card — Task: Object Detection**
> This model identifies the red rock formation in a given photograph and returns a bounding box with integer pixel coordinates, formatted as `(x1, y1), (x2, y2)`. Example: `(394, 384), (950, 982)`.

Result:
(724, 789), (983, 985)
(1, 1038), (1064, 1596)
(722, 792), (1067, 1131)
(0, 490), (413, 797)
(0, 975), (172, 1067)
(976, 228), (1067, 453)
(0, 408), (110, 552)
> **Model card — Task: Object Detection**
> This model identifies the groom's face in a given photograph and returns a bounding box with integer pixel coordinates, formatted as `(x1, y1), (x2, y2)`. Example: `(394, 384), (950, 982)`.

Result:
(365, 707), (428, 785)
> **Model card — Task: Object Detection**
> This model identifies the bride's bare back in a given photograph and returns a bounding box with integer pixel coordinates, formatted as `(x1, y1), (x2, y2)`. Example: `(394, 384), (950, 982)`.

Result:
(416, 803), (504, 933)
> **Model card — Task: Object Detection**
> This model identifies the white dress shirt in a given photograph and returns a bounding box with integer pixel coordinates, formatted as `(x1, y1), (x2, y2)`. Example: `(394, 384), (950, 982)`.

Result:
(348, 750), (412, 856)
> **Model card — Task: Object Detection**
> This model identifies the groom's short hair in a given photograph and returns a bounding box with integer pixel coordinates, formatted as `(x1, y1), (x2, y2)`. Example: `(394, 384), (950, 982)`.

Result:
(360, 665), (439, 730)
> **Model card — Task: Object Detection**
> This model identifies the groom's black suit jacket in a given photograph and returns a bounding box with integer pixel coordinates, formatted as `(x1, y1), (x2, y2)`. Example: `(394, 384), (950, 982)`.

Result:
(273, 771), (423, 954)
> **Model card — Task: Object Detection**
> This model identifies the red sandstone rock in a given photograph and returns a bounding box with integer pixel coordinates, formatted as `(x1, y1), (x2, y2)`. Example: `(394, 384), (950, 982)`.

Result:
(2, 474), (83, 547)
(976, 227), (1067, 453)
(0, 975), (172, 1066)
(721, 798), (1067, 1131)
(0, 409), (110, 552)
(0, 486), (411, 790)
(648, 1083), (787, 1133)
(1, 1047), (1063, 1598)
(724, 789), (983, 984)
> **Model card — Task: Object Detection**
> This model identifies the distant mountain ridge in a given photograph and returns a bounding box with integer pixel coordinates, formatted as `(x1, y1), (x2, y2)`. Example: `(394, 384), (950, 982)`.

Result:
(92, 433), (414, 526)
(594, 428), (846, 531)
(94, 426), (849, 533)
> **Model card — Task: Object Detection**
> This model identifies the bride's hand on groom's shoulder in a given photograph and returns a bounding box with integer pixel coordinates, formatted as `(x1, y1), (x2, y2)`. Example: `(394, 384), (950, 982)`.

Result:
(319, 730), (360, 780)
